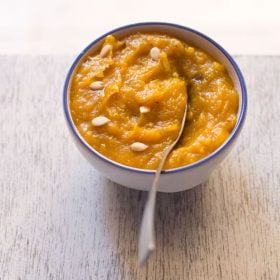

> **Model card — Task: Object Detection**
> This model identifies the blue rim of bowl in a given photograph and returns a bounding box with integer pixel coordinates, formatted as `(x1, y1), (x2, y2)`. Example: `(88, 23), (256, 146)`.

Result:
(63, 22), (247, 175)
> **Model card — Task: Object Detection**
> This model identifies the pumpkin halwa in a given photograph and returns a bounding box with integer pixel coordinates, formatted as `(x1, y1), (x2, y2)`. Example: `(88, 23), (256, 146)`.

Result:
(70, 33), (238, 169)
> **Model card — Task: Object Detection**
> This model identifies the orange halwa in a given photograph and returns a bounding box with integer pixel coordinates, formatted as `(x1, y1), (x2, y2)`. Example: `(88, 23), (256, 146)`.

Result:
(70, 33), (238, 169)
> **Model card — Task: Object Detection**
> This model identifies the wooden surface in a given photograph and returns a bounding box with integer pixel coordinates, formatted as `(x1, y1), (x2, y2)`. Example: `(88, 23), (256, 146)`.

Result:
(0, 56), (279, 280)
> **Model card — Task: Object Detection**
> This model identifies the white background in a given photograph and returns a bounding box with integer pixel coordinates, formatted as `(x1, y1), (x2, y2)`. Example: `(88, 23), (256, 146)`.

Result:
(1, 0), (280, 55)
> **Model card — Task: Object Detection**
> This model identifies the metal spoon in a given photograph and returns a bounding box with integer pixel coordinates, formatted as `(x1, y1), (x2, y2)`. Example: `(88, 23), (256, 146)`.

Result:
(138, 103), (188, 265)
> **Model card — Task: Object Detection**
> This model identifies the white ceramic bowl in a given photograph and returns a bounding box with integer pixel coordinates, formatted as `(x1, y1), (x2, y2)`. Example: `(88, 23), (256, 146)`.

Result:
(63, 22), (247, 193)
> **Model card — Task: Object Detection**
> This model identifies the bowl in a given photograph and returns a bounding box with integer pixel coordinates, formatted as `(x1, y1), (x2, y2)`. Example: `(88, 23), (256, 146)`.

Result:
(63, 22), (247, 193)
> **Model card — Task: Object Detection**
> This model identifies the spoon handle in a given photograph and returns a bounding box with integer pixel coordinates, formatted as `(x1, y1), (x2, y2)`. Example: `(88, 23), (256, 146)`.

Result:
(138, 105), (188, 265)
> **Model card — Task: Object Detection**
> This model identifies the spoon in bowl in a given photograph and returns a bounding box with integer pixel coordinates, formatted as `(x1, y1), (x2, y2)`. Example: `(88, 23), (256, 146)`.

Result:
(138, 101), (188, 265)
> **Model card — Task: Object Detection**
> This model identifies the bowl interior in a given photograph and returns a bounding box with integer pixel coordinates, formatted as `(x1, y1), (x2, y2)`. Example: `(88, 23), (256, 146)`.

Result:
(65, 23), (246, 173)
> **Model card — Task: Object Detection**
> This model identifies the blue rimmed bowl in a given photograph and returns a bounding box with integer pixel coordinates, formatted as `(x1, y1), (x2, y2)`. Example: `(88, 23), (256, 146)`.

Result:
(63, 22), (247, 193)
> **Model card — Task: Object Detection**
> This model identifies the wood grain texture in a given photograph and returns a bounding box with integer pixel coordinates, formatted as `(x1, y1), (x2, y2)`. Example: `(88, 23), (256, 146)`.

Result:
(0, 56), (279, 280)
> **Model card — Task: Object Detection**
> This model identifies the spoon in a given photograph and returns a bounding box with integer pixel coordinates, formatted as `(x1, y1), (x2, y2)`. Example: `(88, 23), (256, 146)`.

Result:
(138, 102), (188, 265)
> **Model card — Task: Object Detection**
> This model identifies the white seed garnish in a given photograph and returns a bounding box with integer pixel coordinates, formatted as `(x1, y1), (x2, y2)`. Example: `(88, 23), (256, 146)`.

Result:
(139, 106), (150, 113)
(100, 44), (112, 58)
(130, 142), (148, 152)
(90, 81), (104, 90)
(92, 116), (110, 126)
(150, 47), (160, 60)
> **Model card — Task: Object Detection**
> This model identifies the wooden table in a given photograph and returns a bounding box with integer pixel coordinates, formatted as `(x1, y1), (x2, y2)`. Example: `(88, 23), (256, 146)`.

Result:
(0, 56), (279, 280)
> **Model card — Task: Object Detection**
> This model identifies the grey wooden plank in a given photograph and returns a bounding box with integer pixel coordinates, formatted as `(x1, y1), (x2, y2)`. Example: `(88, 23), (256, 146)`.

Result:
(0, 56), (279, 280)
